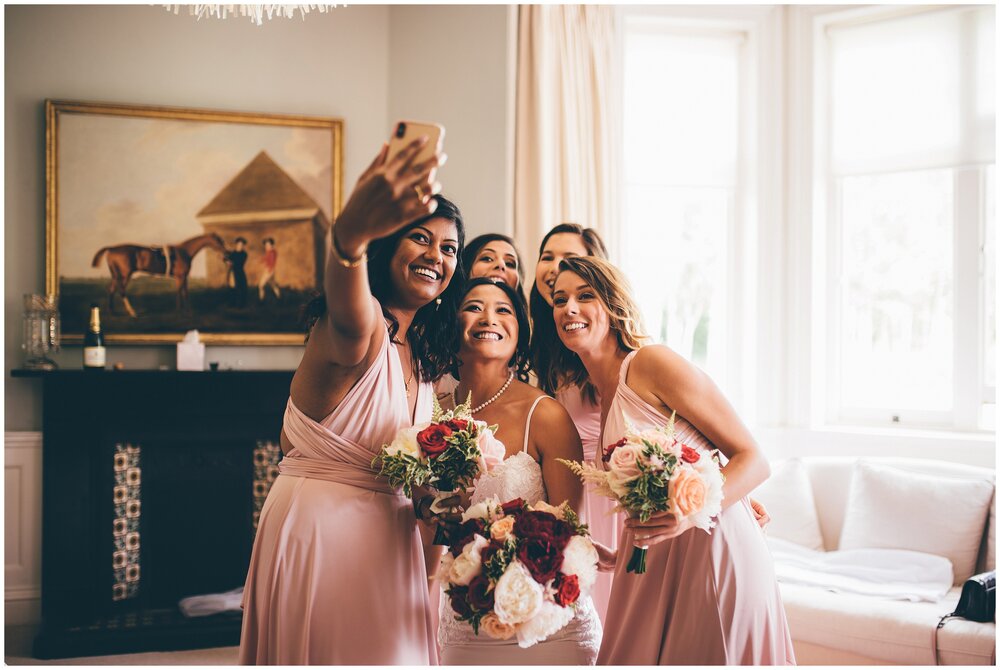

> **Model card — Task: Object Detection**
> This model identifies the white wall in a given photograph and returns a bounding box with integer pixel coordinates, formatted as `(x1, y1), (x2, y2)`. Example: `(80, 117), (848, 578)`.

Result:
(3, 4), (514, 625)
(388, 5), (516, 240)
(4, 4), (514, 431)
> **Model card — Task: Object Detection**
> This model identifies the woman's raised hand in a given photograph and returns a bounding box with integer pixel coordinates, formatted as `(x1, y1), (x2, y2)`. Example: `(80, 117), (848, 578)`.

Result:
(334, 138), (446, 254)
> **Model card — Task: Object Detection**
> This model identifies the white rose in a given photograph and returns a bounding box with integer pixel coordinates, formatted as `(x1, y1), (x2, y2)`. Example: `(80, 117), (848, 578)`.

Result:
(559, 535), (599, 590)
(493, 560), (544, 625)
(606, 470), (634, 498)
(384, 424), (424, 459)
(449, 534), (489, 586)
(515, 600), (575, 648)
(461, 495), (501, 522)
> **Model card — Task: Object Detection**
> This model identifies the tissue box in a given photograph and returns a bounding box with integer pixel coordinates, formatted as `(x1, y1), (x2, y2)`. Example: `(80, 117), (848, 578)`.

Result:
(176, 341), (206, 371)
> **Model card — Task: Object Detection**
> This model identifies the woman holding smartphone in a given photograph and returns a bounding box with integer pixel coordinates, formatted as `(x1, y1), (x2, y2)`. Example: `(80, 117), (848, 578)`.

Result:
(239, 137), (465, 664)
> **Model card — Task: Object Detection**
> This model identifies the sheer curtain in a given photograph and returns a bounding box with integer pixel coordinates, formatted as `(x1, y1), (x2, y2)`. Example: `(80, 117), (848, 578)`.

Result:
(513, 5), (619, 265)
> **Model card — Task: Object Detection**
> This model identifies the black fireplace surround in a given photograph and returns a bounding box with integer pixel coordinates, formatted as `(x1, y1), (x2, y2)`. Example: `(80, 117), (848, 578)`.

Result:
(13, 369), (293, 659)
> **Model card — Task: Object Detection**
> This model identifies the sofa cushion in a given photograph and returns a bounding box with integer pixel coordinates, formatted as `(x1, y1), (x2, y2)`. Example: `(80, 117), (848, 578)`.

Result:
(780, 583), (996, 665)
(753, 459), (825, 551)
(839, 461), (994, 583)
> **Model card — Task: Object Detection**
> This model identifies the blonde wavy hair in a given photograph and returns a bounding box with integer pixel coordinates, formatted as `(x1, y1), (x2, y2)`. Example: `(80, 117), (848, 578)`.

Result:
(552, 256), (649, 393)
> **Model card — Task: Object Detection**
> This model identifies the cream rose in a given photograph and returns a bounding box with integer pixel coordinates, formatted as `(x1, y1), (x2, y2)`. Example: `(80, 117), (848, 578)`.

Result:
(436, 552), (455, 583)
(515, 600), (575, 648)
(462, 496), (501, 523)
(449, 534), (490, 586)
(480, 612), (517, 640)
(670, 466), (707, 518)
(493, 560), (544, 625)
(384, 424), (425, 459)
(530, 500), (566, 520)
(560, 535), (599, 590)
(490, 516), (516, 542)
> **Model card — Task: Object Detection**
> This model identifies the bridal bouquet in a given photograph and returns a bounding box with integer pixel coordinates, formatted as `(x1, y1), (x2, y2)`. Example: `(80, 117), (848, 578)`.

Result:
(439, 497), (598, 648)
(374, 395), (504, 543)
(559, 413), (724, 573)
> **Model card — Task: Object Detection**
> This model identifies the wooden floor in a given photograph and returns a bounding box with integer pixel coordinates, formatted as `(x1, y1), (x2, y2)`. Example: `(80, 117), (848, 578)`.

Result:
(4, 625), (239, 665)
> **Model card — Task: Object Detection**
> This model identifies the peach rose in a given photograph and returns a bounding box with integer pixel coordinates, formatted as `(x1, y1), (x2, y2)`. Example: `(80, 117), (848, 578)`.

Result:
(490, 516), (516, 542)
(670, 467), (707, 518)
(480, 612), (517, 640)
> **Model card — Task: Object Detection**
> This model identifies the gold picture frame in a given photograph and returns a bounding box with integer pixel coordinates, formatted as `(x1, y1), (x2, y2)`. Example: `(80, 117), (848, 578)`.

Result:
(46, 99), (343, 345)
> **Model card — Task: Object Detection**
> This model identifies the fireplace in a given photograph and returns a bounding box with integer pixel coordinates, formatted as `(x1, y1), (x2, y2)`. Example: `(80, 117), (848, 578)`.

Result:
(13, 369), (293, 659)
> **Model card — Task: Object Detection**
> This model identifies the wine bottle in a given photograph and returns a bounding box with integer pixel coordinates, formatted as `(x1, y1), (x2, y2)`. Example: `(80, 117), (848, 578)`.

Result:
(83, 304), (106, 370)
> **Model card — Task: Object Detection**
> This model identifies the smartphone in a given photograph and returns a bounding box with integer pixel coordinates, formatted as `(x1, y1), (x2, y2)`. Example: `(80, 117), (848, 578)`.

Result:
(387, 120), (445, 168)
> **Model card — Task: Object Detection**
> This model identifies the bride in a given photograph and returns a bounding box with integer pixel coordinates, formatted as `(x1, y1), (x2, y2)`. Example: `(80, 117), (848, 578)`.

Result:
(429, 277), (615, 665)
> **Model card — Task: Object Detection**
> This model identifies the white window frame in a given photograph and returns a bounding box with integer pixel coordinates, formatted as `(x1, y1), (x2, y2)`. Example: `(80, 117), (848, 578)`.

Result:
(806, 4), (994, 432)
(614, 5), (783, 425)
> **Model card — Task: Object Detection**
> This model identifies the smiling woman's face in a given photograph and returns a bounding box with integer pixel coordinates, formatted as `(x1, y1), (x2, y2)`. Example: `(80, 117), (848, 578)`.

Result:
(551, 270), (613, 354)
(468, 239), (520, 290)
(457, 283), (519, 363)
(535, 233), (589, 306)
(388, 218), (460, 308)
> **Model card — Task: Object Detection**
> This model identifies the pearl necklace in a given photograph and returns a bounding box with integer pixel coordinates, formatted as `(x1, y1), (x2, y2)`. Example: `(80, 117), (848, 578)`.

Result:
(458, 372), (514, 414)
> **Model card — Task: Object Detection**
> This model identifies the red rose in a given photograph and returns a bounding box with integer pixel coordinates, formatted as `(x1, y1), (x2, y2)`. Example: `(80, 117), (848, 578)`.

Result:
(417, 423), (453, 458)
(516, 536), (564, 584)
(680, 444), (700, 464)
(501, 498), (525, 517)
(554, 573), (580, 606)
(445, 419), (469, 433)
(602, 438), (627, 463)
(448, 585), (473, 618)
(514, 511), (574, 550)
(467, 574), (494, 611)
(449, 518), (487, 557)
(480, 539), (506, 567)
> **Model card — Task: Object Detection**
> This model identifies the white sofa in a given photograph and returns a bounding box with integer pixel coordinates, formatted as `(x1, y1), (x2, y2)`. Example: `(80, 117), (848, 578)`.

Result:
(754, 457), (996, 665)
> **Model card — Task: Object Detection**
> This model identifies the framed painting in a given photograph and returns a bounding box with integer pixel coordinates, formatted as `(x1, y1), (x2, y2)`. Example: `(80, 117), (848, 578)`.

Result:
(45, 99), (343, 345)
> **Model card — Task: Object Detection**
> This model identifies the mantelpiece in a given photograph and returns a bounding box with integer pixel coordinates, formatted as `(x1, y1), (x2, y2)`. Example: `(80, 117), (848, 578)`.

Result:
(12, 369), (293, 658)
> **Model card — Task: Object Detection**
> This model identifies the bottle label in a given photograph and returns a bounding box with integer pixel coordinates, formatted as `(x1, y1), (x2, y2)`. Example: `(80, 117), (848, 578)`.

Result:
(84, 346), (106, 367)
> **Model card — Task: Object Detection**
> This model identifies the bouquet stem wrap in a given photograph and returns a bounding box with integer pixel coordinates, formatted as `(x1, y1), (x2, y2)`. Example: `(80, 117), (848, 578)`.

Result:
(626, 545), (648, 574)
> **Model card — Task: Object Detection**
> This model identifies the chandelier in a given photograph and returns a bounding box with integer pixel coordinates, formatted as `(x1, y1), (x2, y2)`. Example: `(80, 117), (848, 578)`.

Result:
(162, 4), (338, 27)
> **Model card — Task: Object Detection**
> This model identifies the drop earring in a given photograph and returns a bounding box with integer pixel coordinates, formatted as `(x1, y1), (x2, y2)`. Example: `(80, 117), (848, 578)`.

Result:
(435, 297), (442, 310)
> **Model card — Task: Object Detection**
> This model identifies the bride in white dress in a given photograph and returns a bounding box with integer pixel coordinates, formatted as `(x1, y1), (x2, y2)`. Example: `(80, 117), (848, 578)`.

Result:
(428, 278), (615, 665)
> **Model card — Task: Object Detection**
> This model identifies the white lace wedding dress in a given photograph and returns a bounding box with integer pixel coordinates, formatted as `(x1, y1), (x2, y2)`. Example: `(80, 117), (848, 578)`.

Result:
(437, 396), (603, 665)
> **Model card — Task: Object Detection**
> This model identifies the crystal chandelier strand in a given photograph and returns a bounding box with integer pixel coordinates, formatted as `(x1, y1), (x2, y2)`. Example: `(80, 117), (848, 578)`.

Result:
(161, 4), (340, 27)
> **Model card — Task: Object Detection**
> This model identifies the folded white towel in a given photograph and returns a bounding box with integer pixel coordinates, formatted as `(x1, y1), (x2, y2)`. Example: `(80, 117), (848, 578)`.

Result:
(178, 586), (244, 617)
(768, 537), (953, 602)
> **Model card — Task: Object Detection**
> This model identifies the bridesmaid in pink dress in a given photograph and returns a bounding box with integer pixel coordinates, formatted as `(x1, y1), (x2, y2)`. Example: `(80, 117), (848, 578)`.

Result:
(551, 256), (796, 665)
(239, 138), (464, 664)
(528, 225), (619, 626)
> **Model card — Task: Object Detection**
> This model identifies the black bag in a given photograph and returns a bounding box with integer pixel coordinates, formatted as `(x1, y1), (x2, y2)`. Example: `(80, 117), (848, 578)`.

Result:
(942, 570), (996, 624)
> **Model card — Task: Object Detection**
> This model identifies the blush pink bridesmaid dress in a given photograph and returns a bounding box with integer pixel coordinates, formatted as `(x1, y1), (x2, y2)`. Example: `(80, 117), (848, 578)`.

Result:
(597, 351), (796, 665)
(556, 385), (618, 627)
(239, 327), (437, 664)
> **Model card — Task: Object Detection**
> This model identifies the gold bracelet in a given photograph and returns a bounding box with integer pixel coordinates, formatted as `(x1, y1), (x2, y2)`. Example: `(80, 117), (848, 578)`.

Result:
(329, 228), (367, 268)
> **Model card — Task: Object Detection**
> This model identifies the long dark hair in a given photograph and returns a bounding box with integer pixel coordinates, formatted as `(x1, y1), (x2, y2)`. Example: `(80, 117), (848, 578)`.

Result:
(528, 223), (609, 402)
(453, 277), (532, 383)
(303, 194), (466, 383)
(461, 233), (528, 309)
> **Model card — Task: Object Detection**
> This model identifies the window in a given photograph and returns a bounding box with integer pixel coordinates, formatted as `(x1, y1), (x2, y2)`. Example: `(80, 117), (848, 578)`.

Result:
(820, 6), (995, 429)
(619, 16), (750, 395)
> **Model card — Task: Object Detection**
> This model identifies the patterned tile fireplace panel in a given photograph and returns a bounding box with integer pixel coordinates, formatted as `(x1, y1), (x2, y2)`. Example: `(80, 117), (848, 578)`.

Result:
(16, 370), (293, 659)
